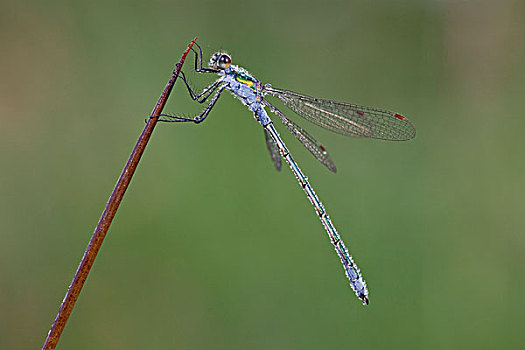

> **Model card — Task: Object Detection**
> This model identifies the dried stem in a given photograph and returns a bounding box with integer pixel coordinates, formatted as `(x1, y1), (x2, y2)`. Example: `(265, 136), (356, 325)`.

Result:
(41, 37), (198, 350)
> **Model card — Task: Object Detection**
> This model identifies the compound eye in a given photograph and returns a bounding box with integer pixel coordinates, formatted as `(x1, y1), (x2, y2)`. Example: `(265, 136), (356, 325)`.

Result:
(218, 54), (231, 69)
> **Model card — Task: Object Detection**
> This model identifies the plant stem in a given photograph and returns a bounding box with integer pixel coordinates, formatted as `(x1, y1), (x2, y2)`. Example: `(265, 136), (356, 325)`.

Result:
(41, 37), (197, 350)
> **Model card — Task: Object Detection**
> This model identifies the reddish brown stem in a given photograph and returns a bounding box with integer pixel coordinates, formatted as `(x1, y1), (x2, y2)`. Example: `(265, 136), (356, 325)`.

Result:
(41, 37), (197, 350)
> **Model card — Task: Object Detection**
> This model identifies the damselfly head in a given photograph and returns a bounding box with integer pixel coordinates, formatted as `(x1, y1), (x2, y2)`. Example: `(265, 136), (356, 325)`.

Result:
(209, 52), (231, 70)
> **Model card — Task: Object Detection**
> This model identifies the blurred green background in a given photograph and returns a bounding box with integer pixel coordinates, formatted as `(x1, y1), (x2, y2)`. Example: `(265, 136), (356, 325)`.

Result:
(1, 0), (524, 349)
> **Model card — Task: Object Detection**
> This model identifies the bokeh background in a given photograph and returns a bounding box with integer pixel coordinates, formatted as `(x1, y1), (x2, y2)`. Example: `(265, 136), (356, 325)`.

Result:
(1, 0), (524, 349)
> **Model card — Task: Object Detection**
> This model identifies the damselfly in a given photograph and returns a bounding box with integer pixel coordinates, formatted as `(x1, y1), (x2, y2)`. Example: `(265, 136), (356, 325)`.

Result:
(155, 42), (416, 305)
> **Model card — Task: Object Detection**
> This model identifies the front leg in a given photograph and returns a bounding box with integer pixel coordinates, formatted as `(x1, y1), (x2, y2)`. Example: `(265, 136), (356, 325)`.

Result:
(191, 41), (219, 74)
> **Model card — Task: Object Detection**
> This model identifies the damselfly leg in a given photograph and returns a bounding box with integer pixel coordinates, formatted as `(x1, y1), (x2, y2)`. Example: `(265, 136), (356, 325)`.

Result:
(176, 77), (223, 103)
(154, 42), (227, 123)
(190, 42), (219, 74)
(156, 84), (227, 123)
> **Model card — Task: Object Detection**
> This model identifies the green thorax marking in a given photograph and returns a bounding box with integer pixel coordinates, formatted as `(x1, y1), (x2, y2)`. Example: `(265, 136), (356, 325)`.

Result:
(235, 71), (258, 90)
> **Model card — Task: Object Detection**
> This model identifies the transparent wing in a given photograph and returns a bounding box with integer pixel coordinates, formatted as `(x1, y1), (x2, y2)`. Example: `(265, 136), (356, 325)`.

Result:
(264, 128), (282, 171)
(263, 85), (416, 141)
(263, 99), (337, 173)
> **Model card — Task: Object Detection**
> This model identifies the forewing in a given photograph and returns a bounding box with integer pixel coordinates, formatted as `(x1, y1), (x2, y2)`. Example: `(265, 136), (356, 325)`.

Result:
(264, 86), (416, 141)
